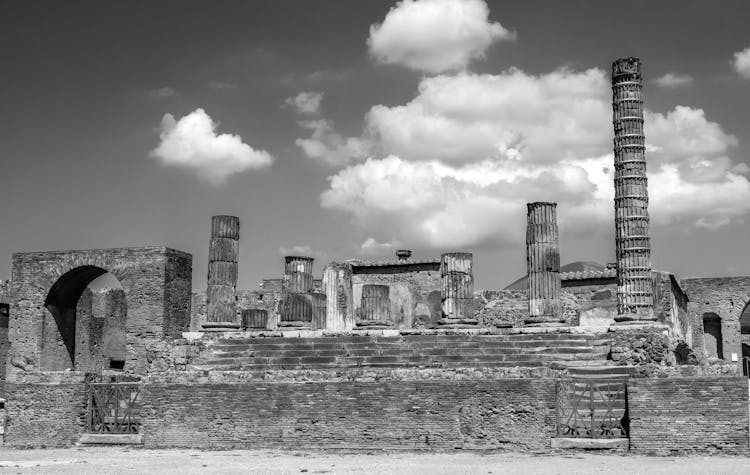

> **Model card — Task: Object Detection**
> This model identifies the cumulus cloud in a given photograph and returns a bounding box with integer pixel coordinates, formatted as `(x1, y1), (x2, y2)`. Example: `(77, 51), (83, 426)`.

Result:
(320, 67), (750, 249)
(732, 46), (750, 79)
(653, 72), (694, 87)
(360, 237), (399, 255)
(367, 0), (515, 74)
(295, 119), (369, 166)
(150, 108), (273, 184)
(285, 91), (324, 115)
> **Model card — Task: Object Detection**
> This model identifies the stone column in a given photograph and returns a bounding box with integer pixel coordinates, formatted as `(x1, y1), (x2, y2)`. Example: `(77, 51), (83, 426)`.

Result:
(203, 215), (240, 331)
(279, 256), (314, 328)
(525, 202), (563, 325)
(438, 252), (478, 327)
(356, 284), (392, 328)
(611, 57), (655, 323)
(322, 262), (354, 331)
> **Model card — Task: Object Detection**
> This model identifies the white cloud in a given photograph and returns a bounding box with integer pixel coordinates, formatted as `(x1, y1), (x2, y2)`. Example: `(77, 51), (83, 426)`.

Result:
(365, 68), (610, 163)
(320, 67), (750, 249)
(150, 108), (273, 184)
(295, 119), (369, 166)
(732, 46), (750, 79)
(278, 245), (326, 260)
(653, 72), (694, 87)
(360, 237), (399, 255)
(367, 0), (515, 74)
(285, 91), (324, 115)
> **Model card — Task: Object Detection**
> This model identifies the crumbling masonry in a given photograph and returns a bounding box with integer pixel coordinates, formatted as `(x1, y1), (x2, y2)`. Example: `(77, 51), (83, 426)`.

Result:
(0, 57), (748, 455)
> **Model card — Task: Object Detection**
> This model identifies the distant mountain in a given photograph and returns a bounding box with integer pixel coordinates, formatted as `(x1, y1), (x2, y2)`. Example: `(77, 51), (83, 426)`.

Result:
(503, 261), (606, 290)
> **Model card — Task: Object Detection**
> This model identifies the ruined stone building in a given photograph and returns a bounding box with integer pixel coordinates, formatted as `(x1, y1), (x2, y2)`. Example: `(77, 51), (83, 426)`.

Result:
(0, 57), (748, 454)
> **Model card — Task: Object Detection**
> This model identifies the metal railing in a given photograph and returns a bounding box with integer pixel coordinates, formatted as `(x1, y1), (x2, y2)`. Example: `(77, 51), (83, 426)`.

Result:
(86, 383), (141, 434)
(556, 379), (628, 439)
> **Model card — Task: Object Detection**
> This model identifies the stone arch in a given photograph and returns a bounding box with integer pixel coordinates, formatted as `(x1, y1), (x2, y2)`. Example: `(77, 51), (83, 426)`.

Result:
(740, 300), (750, 335)
(7, 247), (192, 382)
(702, 312), (723, 359)
(42, 266), (128, 372)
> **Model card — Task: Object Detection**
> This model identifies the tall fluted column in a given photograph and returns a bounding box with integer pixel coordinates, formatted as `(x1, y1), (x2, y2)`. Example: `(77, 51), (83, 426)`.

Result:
(525, 202), (563, 325)
(203, 215), (240, 331)
(279, 256), (314, 327)
(612, 57), (655, 322)
(438, 252), (478, 327)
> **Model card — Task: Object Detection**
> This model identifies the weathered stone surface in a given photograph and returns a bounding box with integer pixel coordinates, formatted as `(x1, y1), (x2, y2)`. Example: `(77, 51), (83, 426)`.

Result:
(628, 377), (749, 455)
(611, 57), (654, 320)
(7, 247), (192, 381)
(681, 276), (750, 365)
(525, 202), (562, 325)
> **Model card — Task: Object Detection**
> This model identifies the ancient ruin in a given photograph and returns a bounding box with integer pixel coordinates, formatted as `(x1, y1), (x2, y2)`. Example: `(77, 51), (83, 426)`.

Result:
(0, 57), (748, 455)
(612, 57), (655, 322)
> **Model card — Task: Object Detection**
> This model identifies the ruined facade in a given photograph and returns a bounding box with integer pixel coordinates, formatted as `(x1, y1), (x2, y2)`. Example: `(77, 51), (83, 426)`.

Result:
(0, 57), (748, 455)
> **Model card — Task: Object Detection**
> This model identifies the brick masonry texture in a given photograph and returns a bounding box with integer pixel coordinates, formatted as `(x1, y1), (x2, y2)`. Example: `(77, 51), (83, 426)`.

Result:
(628, 377), (749, 455)
(138, 379), (557, 451)
(7, 247), (192, 381)
(681, 276), (750, 363)
(3, 376), (87, 448)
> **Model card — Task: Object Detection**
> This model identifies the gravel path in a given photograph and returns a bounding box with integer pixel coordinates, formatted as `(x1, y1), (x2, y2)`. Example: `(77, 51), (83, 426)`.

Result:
(0, 448), (747, 474)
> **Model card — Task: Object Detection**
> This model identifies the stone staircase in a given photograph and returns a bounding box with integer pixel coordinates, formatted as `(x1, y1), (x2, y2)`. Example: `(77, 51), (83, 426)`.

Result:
(189, 333), (612, 371)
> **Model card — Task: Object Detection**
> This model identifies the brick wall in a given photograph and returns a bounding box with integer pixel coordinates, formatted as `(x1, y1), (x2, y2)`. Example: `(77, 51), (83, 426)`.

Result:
(7, 247), (193, 381)
(628, 376), (749, 454)
(681, 277), (750, 362)
(3, 375), (88, 447)
(139, 378), (556, 450)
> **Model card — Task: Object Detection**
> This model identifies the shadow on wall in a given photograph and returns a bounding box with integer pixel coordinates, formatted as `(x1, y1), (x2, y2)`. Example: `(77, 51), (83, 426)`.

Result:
(42, 267), (127, 372)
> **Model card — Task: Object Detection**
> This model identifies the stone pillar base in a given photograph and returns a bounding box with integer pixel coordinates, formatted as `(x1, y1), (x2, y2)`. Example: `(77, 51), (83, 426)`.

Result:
(435, 317), (479, 328)
(277, 320), (313, 330)
(201, 322), (241, 332)
(524, 316), (565, 326)
(613, 312), (657, 324)
(354, 319), (393, 330)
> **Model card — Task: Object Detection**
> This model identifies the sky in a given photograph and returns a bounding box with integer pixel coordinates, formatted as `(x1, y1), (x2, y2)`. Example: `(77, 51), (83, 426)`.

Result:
(1, 0), (750, 291)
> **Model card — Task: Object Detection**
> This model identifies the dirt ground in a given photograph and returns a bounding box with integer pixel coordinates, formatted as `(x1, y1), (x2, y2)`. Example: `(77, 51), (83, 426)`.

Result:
(0, 448), (748, 474)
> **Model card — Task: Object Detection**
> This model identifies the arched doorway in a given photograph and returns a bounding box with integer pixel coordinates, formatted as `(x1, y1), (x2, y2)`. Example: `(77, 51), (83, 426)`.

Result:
(42, 266), (127, 372)
(702, 312), (723, 359)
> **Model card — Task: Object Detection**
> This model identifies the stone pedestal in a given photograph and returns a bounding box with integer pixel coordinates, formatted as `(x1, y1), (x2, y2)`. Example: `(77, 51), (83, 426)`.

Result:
(524, 202), (564, 326)
(279, 256), (314, 329)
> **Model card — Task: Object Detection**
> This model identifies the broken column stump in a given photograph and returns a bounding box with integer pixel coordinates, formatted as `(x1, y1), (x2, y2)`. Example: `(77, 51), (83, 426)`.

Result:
(437, 252), (478, 327)
(203, 215), (240, 331)
(525, 202), (564, 326)
(355, 284), (393, 329)
(279, 256), (314, 329)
